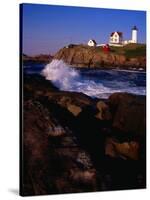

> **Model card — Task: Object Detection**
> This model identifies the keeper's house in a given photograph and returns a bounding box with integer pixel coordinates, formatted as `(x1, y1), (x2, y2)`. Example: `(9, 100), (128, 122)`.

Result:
(109, 31), (123, 44)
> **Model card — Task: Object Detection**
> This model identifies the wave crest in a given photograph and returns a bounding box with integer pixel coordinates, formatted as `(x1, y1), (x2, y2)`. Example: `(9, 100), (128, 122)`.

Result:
(42, 59), (146, 99)
(42, 59), (79, 90)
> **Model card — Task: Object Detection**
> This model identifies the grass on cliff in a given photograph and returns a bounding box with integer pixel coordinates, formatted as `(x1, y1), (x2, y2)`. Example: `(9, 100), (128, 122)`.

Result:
(110, 43), (146, 58)
(67, 43), (146, 59)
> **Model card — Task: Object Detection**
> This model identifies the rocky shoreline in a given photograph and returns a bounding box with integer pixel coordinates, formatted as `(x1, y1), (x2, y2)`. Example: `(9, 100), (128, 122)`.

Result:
(22, 74), (146, 196)
(22, 43), (146, 71)
(54, 44), (146, 70)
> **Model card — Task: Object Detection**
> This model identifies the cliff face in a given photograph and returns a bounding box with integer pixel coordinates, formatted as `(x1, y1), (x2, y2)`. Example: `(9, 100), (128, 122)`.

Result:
(54, 44), (146, 69)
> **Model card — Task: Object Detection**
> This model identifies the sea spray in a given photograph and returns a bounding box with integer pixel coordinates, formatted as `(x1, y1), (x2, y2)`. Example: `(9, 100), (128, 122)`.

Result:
(42, 59), (80, 90)
(42, 59), (146, 99)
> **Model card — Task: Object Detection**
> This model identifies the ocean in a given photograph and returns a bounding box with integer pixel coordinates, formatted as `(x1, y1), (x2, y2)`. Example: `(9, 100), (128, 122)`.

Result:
(23, 59), (146, 99)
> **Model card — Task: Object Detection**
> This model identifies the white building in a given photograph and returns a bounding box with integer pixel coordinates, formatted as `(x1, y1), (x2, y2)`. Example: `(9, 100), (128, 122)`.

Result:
(131, 26), (138, 43)
(123, 26), (138, 44)
(109, 32), (123, 44)
(109, 26), (138, 46)
(87, 39), (97, 47)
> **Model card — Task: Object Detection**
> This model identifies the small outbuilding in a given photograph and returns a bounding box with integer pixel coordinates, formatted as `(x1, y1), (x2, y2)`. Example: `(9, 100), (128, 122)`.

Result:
(87, 39), (97, 47)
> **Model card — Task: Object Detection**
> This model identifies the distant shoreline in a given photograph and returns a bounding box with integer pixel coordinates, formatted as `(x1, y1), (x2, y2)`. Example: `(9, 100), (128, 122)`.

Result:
(22, 54), (53, 64)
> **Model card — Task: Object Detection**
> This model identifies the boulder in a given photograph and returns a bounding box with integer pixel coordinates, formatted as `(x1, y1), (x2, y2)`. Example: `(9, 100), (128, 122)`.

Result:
(105, 138), (140, 160)
(44, 92), (93, 118)
(69, 168), (97, 189)
(22, 84), (97, 195)
(108, 93), (146, 137)
(95, 101), (112, 120)
(67, 104), (82, 116)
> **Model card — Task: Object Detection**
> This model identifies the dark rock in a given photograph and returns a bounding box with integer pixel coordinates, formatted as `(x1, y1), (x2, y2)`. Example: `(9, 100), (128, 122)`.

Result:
(22, 91), (98, 195)
(22, 75), (146, 195)
(22, 100), (52, 195)
(45, 91), (93, 116)
(67, 104), (82, 116)
(95, 101), (112, 120)
(105, 137), (140, 160)
(108, 93), (146, 137)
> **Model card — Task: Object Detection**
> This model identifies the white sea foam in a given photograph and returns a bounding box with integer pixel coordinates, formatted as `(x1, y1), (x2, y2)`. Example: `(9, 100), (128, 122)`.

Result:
(42, 59), (79, 90)
(42, 59), (146, 99)
(112, 68), (146, 74)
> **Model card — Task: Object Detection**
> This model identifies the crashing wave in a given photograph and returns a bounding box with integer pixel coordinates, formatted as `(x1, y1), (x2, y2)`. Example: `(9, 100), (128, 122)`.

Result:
(42, 59), (146, 99)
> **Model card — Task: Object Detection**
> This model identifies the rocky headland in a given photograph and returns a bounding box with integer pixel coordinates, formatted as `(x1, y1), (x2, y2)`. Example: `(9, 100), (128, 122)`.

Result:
(54, 44), (146, 70)
(22, 74), (146, 196)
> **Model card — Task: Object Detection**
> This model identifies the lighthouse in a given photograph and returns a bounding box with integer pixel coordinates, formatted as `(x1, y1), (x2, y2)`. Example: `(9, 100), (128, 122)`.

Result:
(131, 26), (138, 43)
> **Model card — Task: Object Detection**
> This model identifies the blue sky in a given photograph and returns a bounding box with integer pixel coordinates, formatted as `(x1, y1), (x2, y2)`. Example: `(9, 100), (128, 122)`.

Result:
(21, 4), (146, 56)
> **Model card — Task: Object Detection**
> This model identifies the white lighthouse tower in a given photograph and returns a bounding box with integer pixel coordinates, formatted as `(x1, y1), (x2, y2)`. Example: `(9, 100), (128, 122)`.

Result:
(131, 26), (138, 43)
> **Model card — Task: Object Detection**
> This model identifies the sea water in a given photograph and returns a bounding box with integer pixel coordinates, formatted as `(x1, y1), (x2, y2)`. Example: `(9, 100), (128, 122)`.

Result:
(24, 59), (146, 99)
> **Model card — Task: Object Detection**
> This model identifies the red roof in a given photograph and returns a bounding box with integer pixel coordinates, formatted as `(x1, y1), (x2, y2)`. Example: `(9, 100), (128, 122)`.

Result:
(110, 32), (123, 37)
